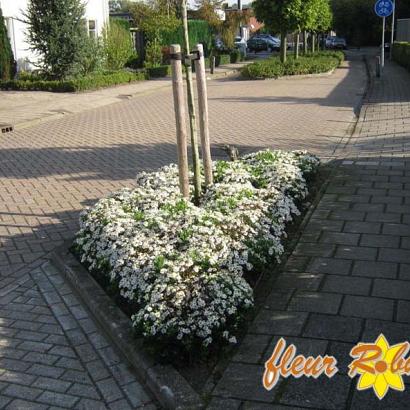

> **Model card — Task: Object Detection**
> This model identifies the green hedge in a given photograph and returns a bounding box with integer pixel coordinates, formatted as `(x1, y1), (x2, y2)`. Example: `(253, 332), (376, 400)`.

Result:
(241, 51), (344, 80)
(147, 65), (171, 78)
(392, 42), (410, 70)
(0, 70), (147, 92)
(160, 20), (213, 57)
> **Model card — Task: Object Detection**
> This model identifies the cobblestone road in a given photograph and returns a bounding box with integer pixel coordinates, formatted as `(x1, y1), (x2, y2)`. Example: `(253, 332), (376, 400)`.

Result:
(0, 52), (366, 408)
(209, 58), (410, 408)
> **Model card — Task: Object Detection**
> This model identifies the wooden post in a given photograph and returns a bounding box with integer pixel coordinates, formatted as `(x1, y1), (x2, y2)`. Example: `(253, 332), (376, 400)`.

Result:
(181, 0), (201, 203)
(294, 33), (300, 59)
(194, 43), (213, 187)
(170, 44), (189, 198)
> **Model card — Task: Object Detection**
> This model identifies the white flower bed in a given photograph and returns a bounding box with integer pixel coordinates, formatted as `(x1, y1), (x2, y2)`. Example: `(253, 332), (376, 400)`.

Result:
(75, 150), (319, 350)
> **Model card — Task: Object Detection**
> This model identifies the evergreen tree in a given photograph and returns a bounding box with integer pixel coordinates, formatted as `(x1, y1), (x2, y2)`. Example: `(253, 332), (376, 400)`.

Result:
(0, 6), (16, 80)
(24, 0), (88, 79)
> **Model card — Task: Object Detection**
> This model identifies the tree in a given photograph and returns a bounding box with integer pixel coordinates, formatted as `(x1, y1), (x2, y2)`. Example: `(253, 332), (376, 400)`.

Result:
(300, 0), (318, 54)
(253, 0), (302, 62)
(24, 0), (88, 79)
(314, 0), (332, 50)
(0, 6), (16, 80)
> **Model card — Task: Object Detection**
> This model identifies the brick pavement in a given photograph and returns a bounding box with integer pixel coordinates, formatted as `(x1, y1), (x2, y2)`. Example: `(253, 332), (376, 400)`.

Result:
(208, 60), (410, 408)
(0, 52), (366, 408)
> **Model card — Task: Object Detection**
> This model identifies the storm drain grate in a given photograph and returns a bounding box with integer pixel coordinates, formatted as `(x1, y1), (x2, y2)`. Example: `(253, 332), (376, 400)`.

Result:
(0, 124), (13, 134)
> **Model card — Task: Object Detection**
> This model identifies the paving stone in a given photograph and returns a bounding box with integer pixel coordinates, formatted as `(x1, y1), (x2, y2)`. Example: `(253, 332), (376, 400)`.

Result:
(279, 375), (351, 410)
(85, 360), (111, 383)
(352, 203), (384, 212)
(18, 341), (52, 353)
(0, 371), (36, 386)
(304, 219), (344, 233)
(95, 378), (123, 403)
(261, 289), (293, 311)
(283, 256), (310, 272)
(36, 391), (79, 408)
(5, 399), (47, 410)
(232, 334), (271, 364)
(352, 260), (397, 279)
(288, 291), (342, 314)
(399, 264), (410, 280)
(350, 387), (410, 409)
(340, 295), (394, 320)
(108, 363), (136, 387)
(273, 272), (323, 291)
(207, 398), (241, 410)
(60, 370), (92, 385)
(78, 398), (108, 410)
(303, 314), (362, 343)
(293, 242), (335, 258)
(323, 228), (366, 244)
(250, 310), (308, 336)
(74, 343), (98, 363)
(362, 319), (410, 345)
(122, 381), (151, 407)
(212, 362), (277, 402)
(335, 245), (377, 261)
(32, 376), (72, 393)
(54, 357), (84, 371)
(383, 223), (410, 236)
(397, 300), (410, 323)
(343, 221), (381, 234)
(306, 258), (352, 275)
(67, 383), (101, 400)
(2, 384), (42, 401)
(360, 233), (400, 248)
(372, 279), (410, 300)
(322, 275), (372, 295)
(0, 396), (11, 408)
(378, 248), (410, 263)
(27, 363), (65, 379)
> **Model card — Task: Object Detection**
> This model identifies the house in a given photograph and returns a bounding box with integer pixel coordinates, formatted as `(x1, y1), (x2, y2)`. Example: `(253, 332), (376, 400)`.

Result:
(0, 0), (110, 71)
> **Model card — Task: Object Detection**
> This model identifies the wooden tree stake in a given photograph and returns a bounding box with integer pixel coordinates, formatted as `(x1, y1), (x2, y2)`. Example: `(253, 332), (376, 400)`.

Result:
(194, 43), (213, 187)
(170, 44), (189, 198)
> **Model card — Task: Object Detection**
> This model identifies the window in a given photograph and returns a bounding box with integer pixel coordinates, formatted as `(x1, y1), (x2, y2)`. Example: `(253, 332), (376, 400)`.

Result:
(88, 20), (97, 38)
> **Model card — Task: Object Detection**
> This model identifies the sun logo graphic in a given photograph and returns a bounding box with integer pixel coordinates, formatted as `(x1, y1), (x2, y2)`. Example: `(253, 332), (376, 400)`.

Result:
(348, 334), (410, 400)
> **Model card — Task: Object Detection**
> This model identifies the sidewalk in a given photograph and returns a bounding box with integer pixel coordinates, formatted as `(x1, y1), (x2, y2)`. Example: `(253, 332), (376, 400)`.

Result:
(208, 61), (410, 408)
(0, 61), (250, 130)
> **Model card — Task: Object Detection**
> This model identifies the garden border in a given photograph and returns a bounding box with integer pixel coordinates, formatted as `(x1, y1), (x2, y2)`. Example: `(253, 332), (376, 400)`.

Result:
(51, 244), (205, 410)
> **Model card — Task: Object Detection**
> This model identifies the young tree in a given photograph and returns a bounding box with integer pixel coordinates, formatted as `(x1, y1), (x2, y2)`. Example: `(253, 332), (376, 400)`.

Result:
(0, 6), (16, 80)
(315, 0), (332, 50)
(300, 0), (318, 54)
(253, 0), (302, 62)
(24, 0), (88, 79)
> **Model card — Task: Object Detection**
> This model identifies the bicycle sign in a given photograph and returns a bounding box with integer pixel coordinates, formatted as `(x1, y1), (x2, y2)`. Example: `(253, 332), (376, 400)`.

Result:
(374, 0), (394, 18)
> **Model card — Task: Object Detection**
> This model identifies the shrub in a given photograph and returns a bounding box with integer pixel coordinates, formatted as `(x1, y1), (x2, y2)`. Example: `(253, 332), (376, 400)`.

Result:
(74, 150), (320, 353)
(144, 39), (163, 68)
(103, 19), (136, 71)
(241, 51), (344, 79)
(78, 36), (105, 76)
(147, 65), (170, 78)
(23, 0), (88, 80)
(230, 49), (245, 64)
(0, 70), (147, 92)
(393, 42), (410, 70)
(0, 6), (16, 80)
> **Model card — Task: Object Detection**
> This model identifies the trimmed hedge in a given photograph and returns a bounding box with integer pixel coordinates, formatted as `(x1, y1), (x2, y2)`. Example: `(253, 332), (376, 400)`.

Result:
(241, 51), (345, 80)
(0, 70), (147, 92)
(393, 42), (410, 70)
(146, 65), (171, 78)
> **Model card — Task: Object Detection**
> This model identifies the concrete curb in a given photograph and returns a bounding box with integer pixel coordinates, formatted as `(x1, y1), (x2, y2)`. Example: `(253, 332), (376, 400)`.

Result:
(51, 245), (205, 410)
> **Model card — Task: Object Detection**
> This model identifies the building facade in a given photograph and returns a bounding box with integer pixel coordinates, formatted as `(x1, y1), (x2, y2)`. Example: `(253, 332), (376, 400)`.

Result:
(0, 0), (110, 70)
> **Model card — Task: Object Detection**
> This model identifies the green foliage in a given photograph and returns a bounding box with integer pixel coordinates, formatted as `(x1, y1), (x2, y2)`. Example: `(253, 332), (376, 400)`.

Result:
(241, 51), (344, 79)
(102, 19), (136, 71)
(24, 0), (88, 80)
(146, 65), (171, 78)
(161, 20), (213, 56)
(78, 36), (105, 75)
(230, 49), (245, 63)
(393, 43), (410, 71)
(0, 6), (15, 80)
(144, 39), (163, 68)
(0, 70), (147, 92)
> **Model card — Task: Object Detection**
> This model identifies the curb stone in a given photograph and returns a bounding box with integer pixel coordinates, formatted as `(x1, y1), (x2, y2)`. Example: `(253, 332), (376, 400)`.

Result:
(51, 245), (205, 410)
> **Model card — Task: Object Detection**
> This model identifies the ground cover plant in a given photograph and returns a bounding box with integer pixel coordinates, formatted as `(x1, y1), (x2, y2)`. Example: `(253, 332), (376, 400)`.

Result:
(241, 51), (344, 79)
(74, 149), (319, 357)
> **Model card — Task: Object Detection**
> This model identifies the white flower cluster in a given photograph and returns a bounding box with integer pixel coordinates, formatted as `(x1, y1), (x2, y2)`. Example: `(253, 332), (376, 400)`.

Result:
(75, 150), (319, 349)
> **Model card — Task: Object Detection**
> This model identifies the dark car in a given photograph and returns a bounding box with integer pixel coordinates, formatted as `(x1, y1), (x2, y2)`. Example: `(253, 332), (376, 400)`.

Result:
(330, 37), (347, 50)
(247, 35), (280, 52)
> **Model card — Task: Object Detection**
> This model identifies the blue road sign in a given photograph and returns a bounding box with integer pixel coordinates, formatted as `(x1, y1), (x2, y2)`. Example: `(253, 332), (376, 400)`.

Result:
(374, 0), (394, 18)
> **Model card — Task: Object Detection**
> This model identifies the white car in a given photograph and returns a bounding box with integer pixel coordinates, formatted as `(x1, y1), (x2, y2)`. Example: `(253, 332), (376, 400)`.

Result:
(234, 36), (247, 55)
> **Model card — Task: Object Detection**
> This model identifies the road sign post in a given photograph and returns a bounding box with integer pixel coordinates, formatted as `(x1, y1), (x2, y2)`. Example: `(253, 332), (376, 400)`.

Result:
(374, 0), (394, 72)
(390, 0), (396, 60)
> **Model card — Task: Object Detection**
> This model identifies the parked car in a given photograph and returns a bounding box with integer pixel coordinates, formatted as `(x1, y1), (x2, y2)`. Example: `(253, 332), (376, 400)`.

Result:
(247, 35), (280, 52)
(234, 36), (247, 54)
(325, 36), (337, 48)
(329, 37), (347, 50)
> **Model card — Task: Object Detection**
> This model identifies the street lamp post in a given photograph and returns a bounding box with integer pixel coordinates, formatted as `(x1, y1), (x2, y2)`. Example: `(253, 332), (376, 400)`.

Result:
(390, 0), (396, 60)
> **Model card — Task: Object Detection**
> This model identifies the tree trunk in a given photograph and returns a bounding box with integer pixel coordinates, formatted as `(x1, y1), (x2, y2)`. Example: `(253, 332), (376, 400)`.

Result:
(280, 31), (287, 63)
(303, 31), (308, 54)
(294, 32), (300, 59)
(181, 0), (201, 203)
(311, 33), (315, 53)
